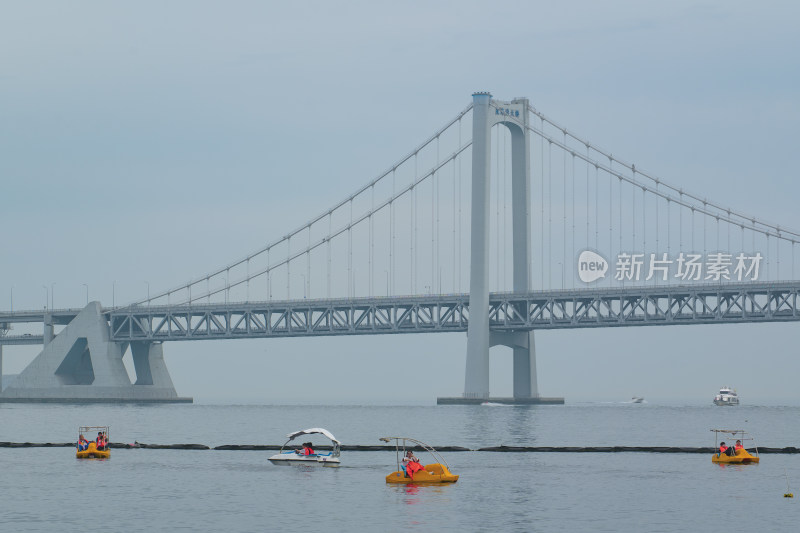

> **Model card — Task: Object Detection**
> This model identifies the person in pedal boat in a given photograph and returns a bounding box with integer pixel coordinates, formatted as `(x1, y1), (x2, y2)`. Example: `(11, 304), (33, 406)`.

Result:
(296, 442), (315, 455)
(402, 450), (424, 479)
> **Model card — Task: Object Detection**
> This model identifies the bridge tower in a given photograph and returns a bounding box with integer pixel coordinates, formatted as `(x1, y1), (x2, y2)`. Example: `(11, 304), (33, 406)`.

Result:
(441, 92), (562, 405)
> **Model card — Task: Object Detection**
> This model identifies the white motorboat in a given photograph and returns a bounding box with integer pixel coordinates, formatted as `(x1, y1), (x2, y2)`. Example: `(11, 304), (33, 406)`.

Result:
(268, 428), (341, 467)
(713, 387), (739, 406)
(631, 396), (644, 404)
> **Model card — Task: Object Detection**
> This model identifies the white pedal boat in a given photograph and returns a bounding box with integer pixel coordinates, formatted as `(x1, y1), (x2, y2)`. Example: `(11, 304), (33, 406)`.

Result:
(268, 428), (341, 467)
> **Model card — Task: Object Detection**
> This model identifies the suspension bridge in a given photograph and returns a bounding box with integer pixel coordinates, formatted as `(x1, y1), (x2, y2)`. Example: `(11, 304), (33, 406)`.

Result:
(2, 92), (799, 403)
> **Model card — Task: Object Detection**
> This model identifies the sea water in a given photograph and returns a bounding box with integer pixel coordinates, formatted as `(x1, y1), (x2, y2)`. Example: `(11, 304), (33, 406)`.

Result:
(2, 402), (799, 532)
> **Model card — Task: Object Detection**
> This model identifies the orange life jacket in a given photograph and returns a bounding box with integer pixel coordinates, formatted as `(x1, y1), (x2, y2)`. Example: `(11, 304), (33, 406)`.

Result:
(734, 444), (743, 451)
(304, 447), (314, 455)
(406, 461), (425, 480)
(719, 445), (728, 453)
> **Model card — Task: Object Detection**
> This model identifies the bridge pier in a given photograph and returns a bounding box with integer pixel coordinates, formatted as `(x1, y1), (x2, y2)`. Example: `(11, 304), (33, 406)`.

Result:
(444, 92), (563, 405)
(0, 302), (191, 403)
(131, 341), (177, 390)
(43, 315), (53, 346)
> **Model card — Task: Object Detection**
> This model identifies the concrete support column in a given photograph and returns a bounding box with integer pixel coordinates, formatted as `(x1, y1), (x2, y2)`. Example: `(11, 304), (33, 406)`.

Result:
(508, 98), (539, 399)
(131, 342), (154, 385)
(131, 341), (176, 391)
(43, 315), (54, 347)
(512, 332), (539, 397)
(464, 92), (492, 399)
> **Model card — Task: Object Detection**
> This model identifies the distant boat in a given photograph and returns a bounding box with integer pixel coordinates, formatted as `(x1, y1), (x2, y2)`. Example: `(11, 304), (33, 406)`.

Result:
(713, 387), (739, 406)
(631, 396), (644, 404)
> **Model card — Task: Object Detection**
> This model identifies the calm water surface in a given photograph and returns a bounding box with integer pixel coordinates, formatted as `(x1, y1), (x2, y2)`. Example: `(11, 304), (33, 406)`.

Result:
(2, 402), (799, 532)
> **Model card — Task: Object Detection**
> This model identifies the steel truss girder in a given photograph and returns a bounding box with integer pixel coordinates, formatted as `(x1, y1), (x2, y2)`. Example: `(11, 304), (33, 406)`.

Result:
(102, 282), (800, 343)
(108, 298), (471, 342)
(489, 283), (800, 330)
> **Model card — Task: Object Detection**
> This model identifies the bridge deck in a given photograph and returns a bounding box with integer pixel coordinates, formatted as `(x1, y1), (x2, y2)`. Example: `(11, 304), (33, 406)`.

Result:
(2, 281), (799, 344)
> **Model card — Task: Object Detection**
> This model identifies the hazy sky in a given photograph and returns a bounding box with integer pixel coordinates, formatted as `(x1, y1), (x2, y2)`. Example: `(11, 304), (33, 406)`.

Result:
(2, 1), (800, 403)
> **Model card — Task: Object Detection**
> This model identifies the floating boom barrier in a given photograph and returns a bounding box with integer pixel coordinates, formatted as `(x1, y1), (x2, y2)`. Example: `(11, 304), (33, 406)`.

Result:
(3, 442), (800, 453)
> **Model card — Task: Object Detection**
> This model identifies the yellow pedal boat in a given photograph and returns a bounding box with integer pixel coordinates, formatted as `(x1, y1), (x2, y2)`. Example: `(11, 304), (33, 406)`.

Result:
(380, 437), (459, 484)
(710, 429), (759, 464)
(76, 426), (110, 459)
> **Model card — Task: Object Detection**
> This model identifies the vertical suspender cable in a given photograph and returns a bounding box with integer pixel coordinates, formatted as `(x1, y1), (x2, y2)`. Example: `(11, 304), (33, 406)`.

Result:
(268, 247), (272, 300)
(541, 118), (545, 288)
(703, 204), (707, 258)
(327, 214), (331, 298)
(413, 154), (417, 294)
(435, 136), (439, 293)
(572, 154), (576, 289)
(608, 167), (612, 272)
(667, 200), (671, 260)
(453, 153), (457, 293)
(495, 126), (499, 290)
(411, 175), (415, 294)
(458, 127), (462, 292)
(432, 166), (436, 294)
(766, 233), (770, 280)
(618, 176), (622, 256)
(287, 236), (291, 299)
(642, 187), (646, 256)
(503, 127), (508, 290)
(563, 132), (567, 289)
(585, 150), (590, 253)
(632, 175), (636, 255)
(225, 268), (229, 305)
(655, 185), (659, 261)
(349, 199), (353, 297)
(391, 169), (395, 295)
(548, 140), (552, 289)
(679, 193), (683, 252)
(740, 224), (745, 265)
(370, 186), (374, 297)
(595, 164), (599, 251)
(727, 212), (731, 254)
